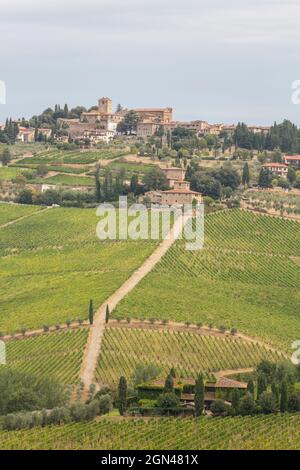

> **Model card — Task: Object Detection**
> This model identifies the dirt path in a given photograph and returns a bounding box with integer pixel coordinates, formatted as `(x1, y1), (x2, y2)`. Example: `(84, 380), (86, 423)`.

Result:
(79, 213), (191, 393)
(215, 367), (254, 378)
(0, 206), (51, 229)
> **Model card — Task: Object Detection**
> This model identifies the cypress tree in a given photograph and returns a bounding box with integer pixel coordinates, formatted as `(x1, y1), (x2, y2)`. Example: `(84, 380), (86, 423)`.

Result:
(242, 162), (250, 186)
(105, 304), (110, 324)
(88, 299), (94, 325)
(95, 166), (101, 202)
(257, 373), (268, 397)
(247, 379), (255, 398)
(164, 373), (174, 393)
(280, 380), (288, 412)
(194, 374), (205, 417)
(170, 367), (176, 378)
(118, 376), (127, 416)
(232, 389), (240, 412)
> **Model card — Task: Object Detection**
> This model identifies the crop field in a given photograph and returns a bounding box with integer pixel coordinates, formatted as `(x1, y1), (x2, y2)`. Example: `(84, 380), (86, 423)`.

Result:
(0, 206), (157, 333)
(43, 174), (94, 186)
(0, 166), (31, 181)
(113, 210), (300, 350)
(1, 328), (88, 385)
(17, 149), (130, 166)
(96, 326), (284, 386)
(0, 203), (42, 226)
(0, 414), (299, 450)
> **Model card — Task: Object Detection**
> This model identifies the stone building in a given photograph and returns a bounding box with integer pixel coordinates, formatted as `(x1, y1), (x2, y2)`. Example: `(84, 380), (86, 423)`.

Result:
(143, 166), (202, 206)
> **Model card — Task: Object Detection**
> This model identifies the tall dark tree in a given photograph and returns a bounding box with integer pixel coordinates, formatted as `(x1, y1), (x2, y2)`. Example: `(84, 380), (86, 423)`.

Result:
(105, 304), (110, 324)
(247, 379), (255, 397)
(164, 373), (174, 393)
(257, 373), (268, 397)
(194, 374), (205, 417)
(95, 166), (101, 202)
(118, 376), (127, 416)
(232, 389), (240, 412)
(242, 162), (250, 186)
(130, 174), (139, 195)
(280, 380), (288, 412)
(88, 299), (94, 325)
(258, 168), (272, 188)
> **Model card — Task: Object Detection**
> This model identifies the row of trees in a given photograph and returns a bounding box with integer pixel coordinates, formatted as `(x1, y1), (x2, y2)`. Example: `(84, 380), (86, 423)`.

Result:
(234, 120), (300, 153)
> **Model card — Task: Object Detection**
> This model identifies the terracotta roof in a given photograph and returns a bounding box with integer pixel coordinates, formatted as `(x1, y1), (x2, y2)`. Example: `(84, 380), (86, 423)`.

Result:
(207, 377), (247, 389)
(285, 155), (300, 160)
(162, 189), (201, 195)
(135, 108), (172, 112)
(263, 163), (288, 168)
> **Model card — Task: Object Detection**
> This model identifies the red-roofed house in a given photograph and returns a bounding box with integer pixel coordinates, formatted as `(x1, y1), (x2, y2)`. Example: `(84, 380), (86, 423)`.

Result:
(284, 155), (300, 169)
(262, 163), (288, 178)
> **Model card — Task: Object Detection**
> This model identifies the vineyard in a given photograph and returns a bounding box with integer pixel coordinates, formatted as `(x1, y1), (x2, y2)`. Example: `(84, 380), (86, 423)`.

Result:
(113, 209), (300, 350)
(96, 326), (284, 386)
(16, 148), (130, 166)
(0, 414), (299, 449)
(1, 328), (88, 385)
(0, 203), (41, 226)
(0, 206), (157, 333)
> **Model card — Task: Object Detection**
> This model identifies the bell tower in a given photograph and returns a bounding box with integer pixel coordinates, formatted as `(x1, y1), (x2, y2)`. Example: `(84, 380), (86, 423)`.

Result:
(98, 97), (112, 114)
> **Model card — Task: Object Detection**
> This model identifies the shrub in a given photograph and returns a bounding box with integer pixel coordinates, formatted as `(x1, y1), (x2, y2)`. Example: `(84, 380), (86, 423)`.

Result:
(258, 392), (278, 414)
(288, 393), (300, 412)
(157, 393), (180, 410)
(70, 403), (88, 422)
(210, 400), (231, 416)
(238, 393), (256, 416)
(47, 407), (71, 425)
(98, 394), (113, 415)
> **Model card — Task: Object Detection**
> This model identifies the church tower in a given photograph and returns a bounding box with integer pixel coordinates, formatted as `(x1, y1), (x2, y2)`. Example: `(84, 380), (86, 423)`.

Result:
(98, 97), (112, 115)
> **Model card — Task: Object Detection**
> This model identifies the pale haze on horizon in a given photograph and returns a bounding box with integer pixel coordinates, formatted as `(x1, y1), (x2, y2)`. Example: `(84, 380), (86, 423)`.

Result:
(0, 0), (300, 125)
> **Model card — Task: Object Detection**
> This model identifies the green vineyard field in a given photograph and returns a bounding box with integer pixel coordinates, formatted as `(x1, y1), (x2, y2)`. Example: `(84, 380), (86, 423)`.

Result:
(96, 325), (284, 386)
(0, 206), (157, 333)
(0, 203), (41, 226)
(113, 210), (300, 350)
(16, 149), (130, 166)
(0, 414), (299, 450)
(1, 328), (88, 385)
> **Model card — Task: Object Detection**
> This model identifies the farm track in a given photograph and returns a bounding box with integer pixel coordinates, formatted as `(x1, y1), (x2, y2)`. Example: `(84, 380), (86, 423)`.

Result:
(78, 213), (192, 396)
(0, 206), (51, 229)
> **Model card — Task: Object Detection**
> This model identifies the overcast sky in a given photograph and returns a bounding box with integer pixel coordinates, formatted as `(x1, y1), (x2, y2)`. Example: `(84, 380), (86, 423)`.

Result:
(0, 0), (300, 125)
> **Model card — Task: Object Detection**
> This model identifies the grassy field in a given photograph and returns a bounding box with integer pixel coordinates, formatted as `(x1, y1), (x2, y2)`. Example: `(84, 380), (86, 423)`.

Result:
(0, 206), (157, 333)
(0, 414), (299, 449)
(43, 174), (94, 186)
(96, 325), (284, 386)
(106, 159), (156, 177)
(0, 203), (42, 225)
(113, 210), (300, 350)
(1, 328), (88, 385)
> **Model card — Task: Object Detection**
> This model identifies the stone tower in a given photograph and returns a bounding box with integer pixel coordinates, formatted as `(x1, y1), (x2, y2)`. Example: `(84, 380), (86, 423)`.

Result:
(98, 97), (112, 114)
